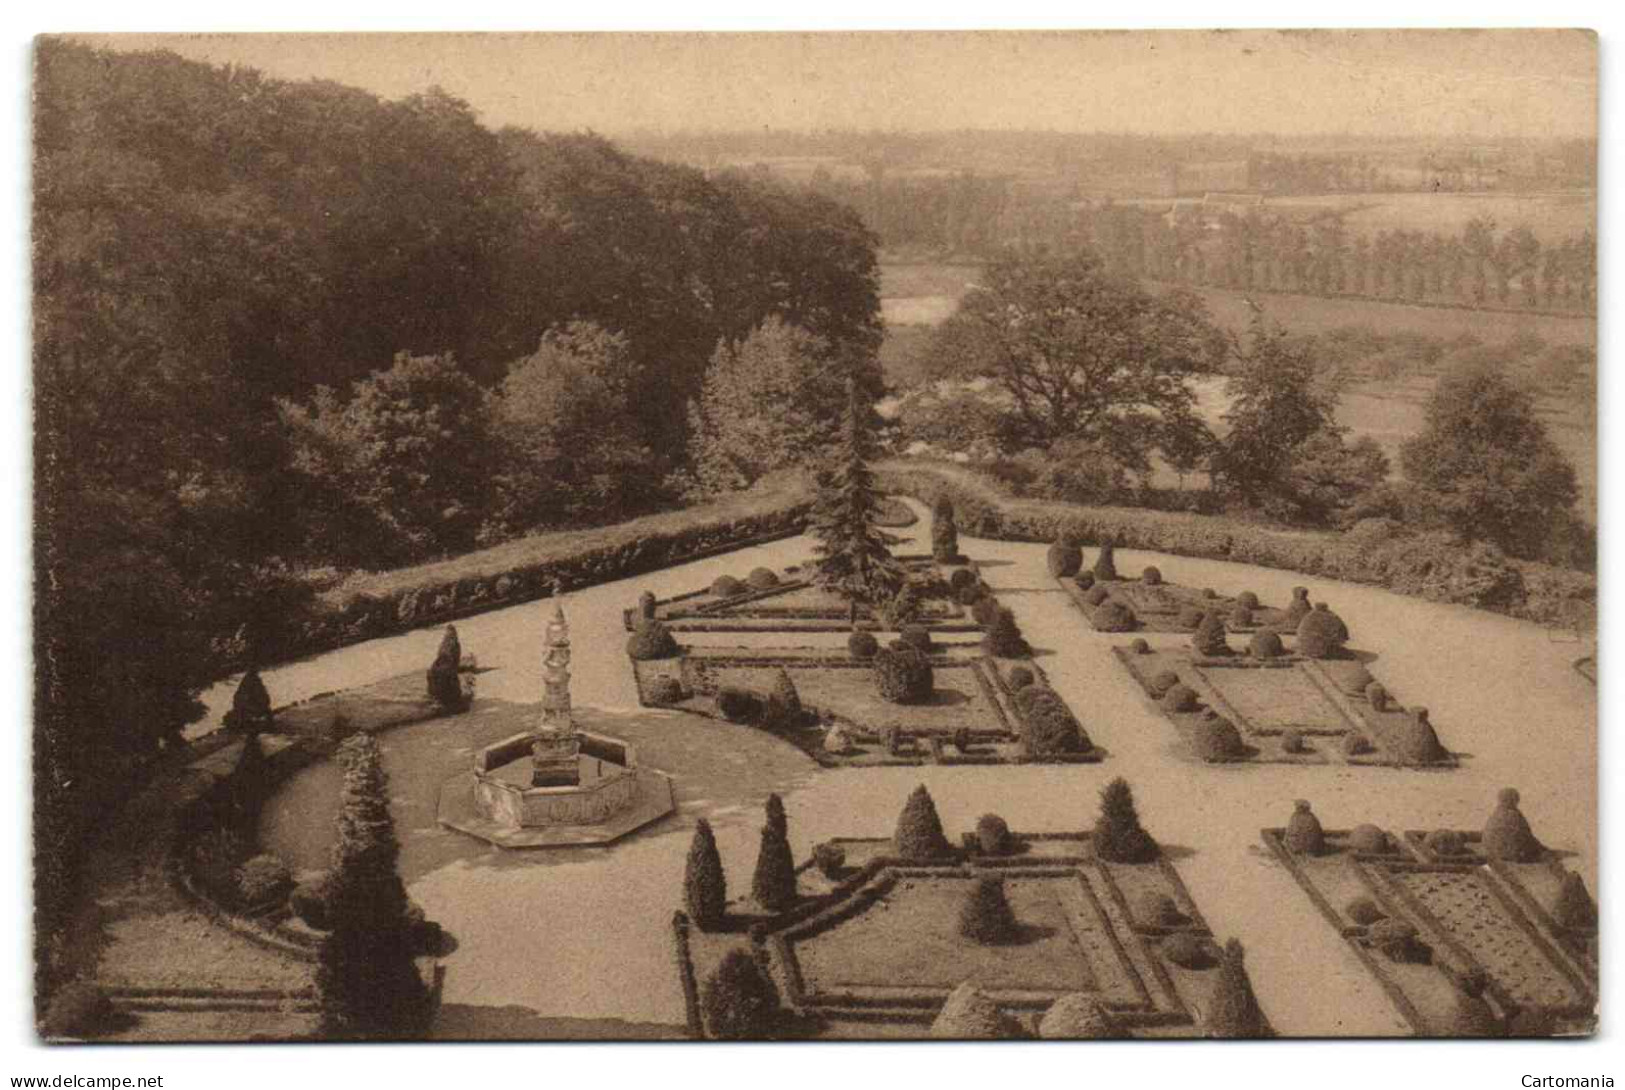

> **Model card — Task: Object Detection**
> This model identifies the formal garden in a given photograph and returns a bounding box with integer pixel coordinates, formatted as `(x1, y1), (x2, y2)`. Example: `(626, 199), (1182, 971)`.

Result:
(674, 781), (1271, 1039)
(1261, 792), (1596, 1037)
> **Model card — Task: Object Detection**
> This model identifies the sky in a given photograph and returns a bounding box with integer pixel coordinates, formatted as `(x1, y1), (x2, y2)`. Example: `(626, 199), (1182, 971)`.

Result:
(65, 29), (1597, 140)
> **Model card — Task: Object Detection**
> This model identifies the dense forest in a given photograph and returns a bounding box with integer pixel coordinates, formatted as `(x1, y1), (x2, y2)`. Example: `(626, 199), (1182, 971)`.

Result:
(32, 39), (882, 994)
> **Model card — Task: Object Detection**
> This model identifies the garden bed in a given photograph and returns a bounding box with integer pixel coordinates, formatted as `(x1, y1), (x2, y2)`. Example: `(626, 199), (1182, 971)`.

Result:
(675, 832), (1262, 1039)
(1261, 826), (1596, 1037)
(1114, 647), (1456, 769)
(1060, 575), (1286, 635)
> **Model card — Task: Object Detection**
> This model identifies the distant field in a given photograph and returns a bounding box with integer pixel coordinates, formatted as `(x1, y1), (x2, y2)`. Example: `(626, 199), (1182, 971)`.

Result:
(1170, 283), (1596, 350)
(1264, 190), (1595, 244)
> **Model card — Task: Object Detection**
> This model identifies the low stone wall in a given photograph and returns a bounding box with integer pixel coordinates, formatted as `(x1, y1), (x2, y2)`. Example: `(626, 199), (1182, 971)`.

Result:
(471, 730), (644, 830)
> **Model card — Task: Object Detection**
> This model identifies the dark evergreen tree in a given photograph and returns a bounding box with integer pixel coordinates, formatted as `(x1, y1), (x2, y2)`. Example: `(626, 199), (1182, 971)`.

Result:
(700, 949), (782, 1040)
(893, 784), (952, 861)
(932, 496), (959, 562)
(1093, 777), (1159, 863)
(807, 380), (905, 609)
(750, 823), (798, 913)
(683, 818), (727, 932)
(1206, 939), (1269, 1038)
(225, 666), (273, 735)
(764, 793), (788, 838)
(958, 875), (1020, 944)
(426, 625), (463, 710)
(316, 734), (428, 1039)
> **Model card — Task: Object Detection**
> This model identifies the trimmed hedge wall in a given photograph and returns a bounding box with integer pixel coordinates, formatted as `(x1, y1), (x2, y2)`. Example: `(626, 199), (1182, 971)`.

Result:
(875, 459), (1593, 628)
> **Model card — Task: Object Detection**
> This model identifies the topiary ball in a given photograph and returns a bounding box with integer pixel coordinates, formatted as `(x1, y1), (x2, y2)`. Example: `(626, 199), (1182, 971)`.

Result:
(647, 676), (685, 705)
(1007, 665), (1035, 691)
(972, 596), (1002, 627)
(950, 568), (979, 593)
(1229, 603), (1253, 628)
(1248, 629), (1285, 659)
(1129, 637), (1150, 655)
(1193, 715), (1246, 762)
(848, 630), (880, 660)
(746, 567), (780, 590)
(1296, 606), (1349, 660)
(956, 584), (983, 606)
(976, 813), (1014, 856)
(1025, 700), (1086, 759)
(1092, 600), (1137, 633)
(626, 619), (680, 661)
(1342, 732), (1374, 756)
(823, 724), (853, 755)
(1330, 662), (1375, 697)
(1236, 591), (1260, 611)
(1349, 824), (1391, 855)
(717, 688), (761, 723)
(1073, 571), (1096, 592)
(1013, 684), (1058, 717)
(1148, 670), (1182, 698)
(1161, 932), (1216, 970)
(1346, 896), (1387, 926)
(899, 625), (933, 654)
(1084, 584), (1112, 607)
(711, 574), (745, 598)
(1142, 566), (1163, 586)
(1161, 683), (1199, 713)
(1284, 800), (1326, 855)
(1047, 539), (1083, 579)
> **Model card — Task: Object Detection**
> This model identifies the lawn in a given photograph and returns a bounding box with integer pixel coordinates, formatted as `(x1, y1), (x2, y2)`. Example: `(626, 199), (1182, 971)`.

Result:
(791, 873), (1100, 995)
(1196, 663), (1355, 736)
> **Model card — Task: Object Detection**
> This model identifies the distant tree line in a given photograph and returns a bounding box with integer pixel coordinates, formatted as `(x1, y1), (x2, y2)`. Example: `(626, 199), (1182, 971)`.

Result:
(32, 38), (880, 1002)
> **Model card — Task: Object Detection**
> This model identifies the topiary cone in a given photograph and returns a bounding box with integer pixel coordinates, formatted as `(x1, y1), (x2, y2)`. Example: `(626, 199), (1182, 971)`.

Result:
(1039, 993), (1125, 1039)
(893, 784), (952, 861)
(1284, 800), (1326, 855)
(958, 875), (1020, 944)
(1206, 939), (1268, 1038)
(1192, 611), (1228, 656)
(1094, 777), (1159, 863)
(700, 948), (782, 1040)
(683, 819), (727, 931)
(1092, 540), (1119, 582)
(1552, 871), (1598, 932)
(931, 982), (1019, 1040)
(750, 823), (798, 913)
(1483, 787), (1544, 862)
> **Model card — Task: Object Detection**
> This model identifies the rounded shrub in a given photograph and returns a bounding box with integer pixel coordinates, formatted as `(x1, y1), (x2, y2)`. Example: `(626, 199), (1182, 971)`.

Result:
(1350, 824), (1392, 855)
(1483, 787), (1543, 861)
(637, 590), (658, 619)
(1390, 712), (1449, 766)
(1026, 701), (1087, 759)
(1552, 872), (1597, 932)
(40, 980), (114, 1040)
(972, 596), (1002, 627)
(763, 668), (803, 729)
(1148, 670), (1182, 697)
(1161, 932), (1216, 970)
(1047, 539), (1082, 579)
(1283, 800), (1326, 855)
(1129, 637), (1150, 654)
(899, 624), (933, 654)
(976, 813), (1014, 855)
(823, 724), (853, 755)
(235, 853), (294, 907)
(626, 619), (680, 661)
(647, 676), (685, 705)
(1328, 662), (1375, 697)
(1202, 588), (1219, 599)
(717, 687), (761, 723)
(1365, 681), (1390, 711)
(1091, 600), (1137, 633)
(875, 645), (934, 705)
(746, 567), (780, 591)
(1346, 896), (1388, 926)
(1193, 714), (1246, 762)
(931, 982), (1018, 1040)
(700, 949), (781, 1040)
(1424, 829), (1467, 858)
(1013, 684), (1058, 718)
(1342, 732), (1374, 757)
(893, 784), (952, 861)
(1228, 603), (1253, 629)
(1248, 629), (1285, 659)
(1136, 890), (1185, 928)
(1083, 584), (1112, 607)
(1284, 586), (1312, 627)
(949, 567), (979, 594)
(1368, 918), (1431, 964)
(1236, 591), (1260, 611)
(1161, 683), (1199, 713)
(848, 630), (880, 660)
(1178, 604), (1206, 630)
(1039, 993), (1125, 1039)
(958, 875), (1020, 944)
(1073, 571), (1096, 592)
(981, 607), (1029, 657)
(1007, 665), (1035, 691)
(1280, 729), (1307, 754)
(954, 584), (981, 606)
(812, 841), (847, 879)
(1192, 612), (1228, 656)
(1142, 565), (1163, 586)
(1296, 605), (1349, 659)
(711, 574), (745, 598)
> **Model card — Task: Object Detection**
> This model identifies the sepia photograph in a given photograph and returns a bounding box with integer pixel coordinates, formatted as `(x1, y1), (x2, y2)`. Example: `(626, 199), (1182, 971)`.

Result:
(19, 14), (1606, 1068)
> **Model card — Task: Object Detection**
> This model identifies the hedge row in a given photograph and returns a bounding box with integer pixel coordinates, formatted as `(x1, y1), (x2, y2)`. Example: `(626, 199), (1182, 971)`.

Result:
(263, 482), (813, 663)
(875, 460), (1594, 629)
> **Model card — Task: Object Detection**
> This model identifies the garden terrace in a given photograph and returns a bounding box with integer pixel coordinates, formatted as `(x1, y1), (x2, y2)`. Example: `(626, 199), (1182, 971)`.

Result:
(1262, 825), (1595, 1036)
(1114, 646), (1456, 769)
(622, 555), (982, 634)
(676, 832), (1257, 1039)
(633, 650), (1102, 768)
